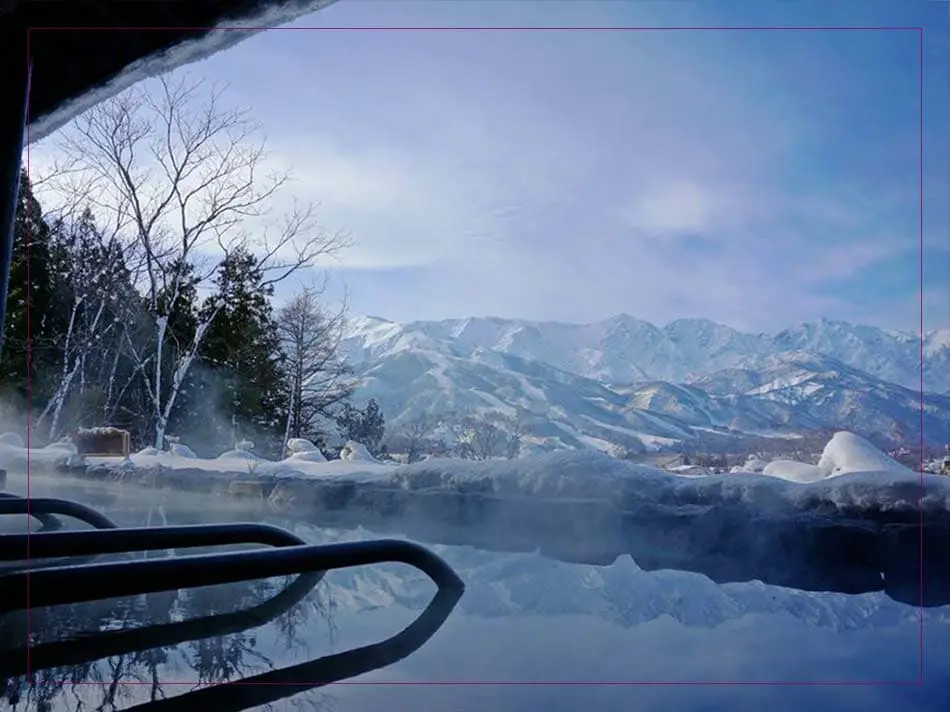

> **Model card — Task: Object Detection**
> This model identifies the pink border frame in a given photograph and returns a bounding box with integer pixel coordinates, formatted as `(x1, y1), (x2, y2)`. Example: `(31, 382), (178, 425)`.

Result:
(21, 24), (927, 689)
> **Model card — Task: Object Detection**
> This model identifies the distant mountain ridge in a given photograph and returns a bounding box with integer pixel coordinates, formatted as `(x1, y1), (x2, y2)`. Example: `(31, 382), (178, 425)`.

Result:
(344, 314), (948, 394)
(339, 315), (950, 452)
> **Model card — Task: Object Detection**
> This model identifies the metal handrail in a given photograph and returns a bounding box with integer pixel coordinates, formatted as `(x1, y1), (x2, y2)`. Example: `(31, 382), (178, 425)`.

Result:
(1, 538), (461, 613)
(0, 521), (313, 561)
(1, 544), (463, 712)
(0, 495), (118, 529)
(0, 492), (64, 531)
(124, 564), (464, 712)
(0, 492), (466, 710)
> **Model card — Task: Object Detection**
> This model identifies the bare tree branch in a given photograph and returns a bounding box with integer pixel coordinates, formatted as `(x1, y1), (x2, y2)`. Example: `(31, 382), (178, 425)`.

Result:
(39, 73), (351, 448)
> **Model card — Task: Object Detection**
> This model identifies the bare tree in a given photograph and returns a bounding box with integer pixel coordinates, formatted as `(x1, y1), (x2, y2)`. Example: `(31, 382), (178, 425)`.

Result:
(34, 209), (136, 439)
(386, 414), (436, 463)
(277, 283), (356, 452)
(445, 411), (524, 461)
(41, 75), (351, 448)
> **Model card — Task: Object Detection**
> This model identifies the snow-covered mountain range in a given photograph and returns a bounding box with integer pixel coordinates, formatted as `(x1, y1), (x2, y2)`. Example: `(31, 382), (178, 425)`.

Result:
(340, 315), (950, 451)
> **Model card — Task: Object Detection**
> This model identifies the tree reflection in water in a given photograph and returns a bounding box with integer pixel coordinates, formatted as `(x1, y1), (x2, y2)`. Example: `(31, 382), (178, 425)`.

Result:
(0, 491), (463, 711)
(0, 572), (337, 712)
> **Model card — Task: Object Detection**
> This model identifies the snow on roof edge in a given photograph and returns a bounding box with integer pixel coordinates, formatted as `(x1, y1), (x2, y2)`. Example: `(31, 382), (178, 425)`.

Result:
(27, 0), (339, 144)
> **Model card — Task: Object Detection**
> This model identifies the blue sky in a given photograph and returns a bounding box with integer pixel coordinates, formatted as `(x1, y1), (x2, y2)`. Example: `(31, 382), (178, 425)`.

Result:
(37, 0), (950, 332)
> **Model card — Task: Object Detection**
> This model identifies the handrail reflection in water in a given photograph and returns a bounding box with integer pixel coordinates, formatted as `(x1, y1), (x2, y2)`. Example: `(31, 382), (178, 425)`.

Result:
(0, 492), (465, 711)
(0, 571), (322, 678)
(125, 567), (464, 712)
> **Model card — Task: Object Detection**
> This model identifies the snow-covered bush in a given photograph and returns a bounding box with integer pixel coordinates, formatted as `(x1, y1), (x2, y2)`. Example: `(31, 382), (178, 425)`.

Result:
(286, 438), (318, 454)
(169, 443), (197, 458)
(340, 440), (379, 462)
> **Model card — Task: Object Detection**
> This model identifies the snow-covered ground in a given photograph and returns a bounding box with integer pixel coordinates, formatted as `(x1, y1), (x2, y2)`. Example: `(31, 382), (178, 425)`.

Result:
(4, 430), (948, 608)
(1, 431), (943, 510)
(83, 438), (397, 480)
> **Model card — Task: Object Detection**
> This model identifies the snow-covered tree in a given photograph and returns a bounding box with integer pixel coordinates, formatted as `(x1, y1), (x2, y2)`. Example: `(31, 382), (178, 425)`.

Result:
(336, 399), (386, 457)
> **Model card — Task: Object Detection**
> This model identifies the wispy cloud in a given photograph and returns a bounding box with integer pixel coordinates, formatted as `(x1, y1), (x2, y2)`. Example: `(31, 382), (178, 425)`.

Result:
(29, 0), (950, 332)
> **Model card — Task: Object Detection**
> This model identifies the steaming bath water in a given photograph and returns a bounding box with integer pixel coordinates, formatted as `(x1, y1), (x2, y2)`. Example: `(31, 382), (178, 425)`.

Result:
(2, 469), (949, 711)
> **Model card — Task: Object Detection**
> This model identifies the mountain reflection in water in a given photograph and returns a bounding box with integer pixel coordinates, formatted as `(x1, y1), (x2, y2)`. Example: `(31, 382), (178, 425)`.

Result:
(1, 475), (948, 712)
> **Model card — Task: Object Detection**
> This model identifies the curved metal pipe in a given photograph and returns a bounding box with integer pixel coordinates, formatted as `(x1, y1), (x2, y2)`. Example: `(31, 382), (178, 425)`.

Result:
(0, 495), (118, 530)
(1, 538), (462, 614)
(124, 558), (465, 712)
(0, 521), (310, 561)
(0, 492), (64, 531)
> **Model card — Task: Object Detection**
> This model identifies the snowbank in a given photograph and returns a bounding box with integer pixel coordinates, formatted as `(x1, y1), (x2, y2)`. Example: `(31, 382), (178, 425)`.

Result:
(818, 431), (914, 478)
(285, 438), (327, 463)
(743, 432), (916, 486)
(169, 443), (197, 458)
(340, 440), (380, 462)
(731, 455), (769, 474)
(762, 460), (826, 484)
(85, 444), (394, 481)
(286, 438), (320, 454)
(0, 435), (86, 472)
(287, 450), (328, 463)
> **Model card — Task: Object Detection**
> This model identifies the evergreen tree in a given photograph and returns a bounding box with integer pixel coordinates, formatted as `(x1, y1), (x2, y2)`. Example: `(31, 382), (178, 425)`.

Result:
(337, 398), (386, 456)
(0, 171), (67, 405)
(180, 247), (285, 455)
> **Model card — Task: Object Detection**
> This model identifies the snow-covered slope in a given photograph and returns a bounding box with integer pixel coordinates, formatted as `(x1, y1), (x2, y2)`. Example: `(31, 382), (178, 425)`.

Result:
(692, 352), (950, 446)
(342, 316), (950, 451)
(343, 315), (949, 394)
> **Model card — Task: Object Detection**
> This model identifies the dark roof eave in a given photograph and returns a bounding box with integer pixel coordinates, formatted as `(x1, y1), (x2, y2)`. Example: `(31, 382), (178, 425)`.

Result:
(2, 0), (337, 143)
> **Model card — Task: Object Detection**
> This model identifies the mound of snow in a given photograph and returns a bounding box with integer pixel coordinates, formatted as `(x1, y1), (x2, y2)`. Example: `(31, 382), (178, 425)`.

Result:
(217, 448), (261, 461)
(286, 438), (319, 454)
(0, 432), (24, 448)
(287, 450), (327, 463)
(762, 460), (826, 484)
(44, 437), (78, 453)
(667, 465), (711, 477)
(0, 441), (85, 469)
(391, 450), (671, 499)
(817, 431), (914, 477)
(169, 443), (197, 458)
(78, 426), (126, 437)
(340, 441), (379, 463)
(136, 446), (160, 456)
